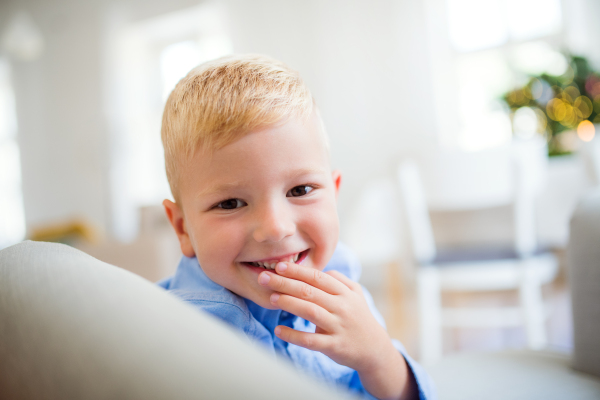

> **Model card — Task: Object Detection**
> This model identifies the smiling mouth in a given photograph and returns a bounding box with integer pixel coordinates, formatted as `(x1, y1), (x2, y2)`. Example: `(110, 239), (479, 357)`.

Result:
(242, 249), (309, 270)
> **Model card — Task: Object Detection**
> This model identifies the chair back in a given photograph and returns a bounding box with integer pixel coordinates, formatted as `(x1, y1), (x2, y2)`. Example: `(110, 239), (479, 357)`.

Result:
(398, 160), (437, 264)
(398, 138), (548, 262)
(416, 145), (514, 211)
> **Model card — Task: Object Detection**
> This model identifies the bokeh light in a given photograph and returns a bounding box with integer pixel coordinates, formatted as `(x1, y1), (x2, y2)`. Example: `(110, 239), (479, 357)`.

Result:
(574, 96), (593, 119)
(563, 85), (580, 102)
(556, 130), (578, 152)
(593, 95), (600, 114)
(513, 106), (538, 139)
(533, 107), (548, 133)
(585, 75), (600, 98)
(561, 66), (575, 85)
(508, 89), (527, 106)
(546, 98), (566, 121)
(577, 120), (595, 142)
(528, 78), (544, 100)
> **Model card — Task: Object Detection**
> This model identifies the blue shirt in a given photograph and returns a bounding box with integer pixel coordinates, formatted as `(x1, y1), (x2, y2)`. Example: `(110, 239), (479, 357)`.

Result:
(158, 242), (436, 399)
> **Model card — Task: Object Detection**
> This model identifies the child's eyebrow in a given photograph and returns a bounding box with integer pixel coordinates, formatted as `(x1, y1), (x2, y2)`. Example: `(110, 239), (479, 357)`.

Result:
(196, 181), (244, 198)
(285, 167), (328, 179)
(197, 168), (328, 198)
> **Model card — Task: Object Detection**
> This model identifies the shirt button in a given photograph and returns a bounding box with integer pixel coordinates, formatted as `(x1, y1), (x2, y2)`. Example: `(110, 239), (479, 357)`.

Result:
(281, 312), (289, 318)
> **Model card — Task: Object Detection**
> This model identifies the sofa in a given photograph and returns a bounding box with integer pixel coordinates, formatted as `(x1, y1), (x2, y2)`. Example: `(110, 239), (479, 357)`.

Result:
(1, 189), (600, 399)
(0, 240), (349, 399)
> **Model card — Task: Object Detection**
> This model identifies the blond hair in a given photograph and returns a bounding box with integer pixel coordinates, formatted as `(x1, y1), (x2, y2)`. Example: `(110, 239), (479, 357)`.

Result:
(161, 54), (314, 202)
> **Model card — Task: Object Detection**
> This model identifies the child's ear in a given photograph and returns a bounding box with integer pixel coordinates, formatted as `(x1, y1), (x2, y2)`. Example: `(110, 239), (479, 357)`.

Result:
(163, 199), (196, 258)
(331, 170), (342, 200)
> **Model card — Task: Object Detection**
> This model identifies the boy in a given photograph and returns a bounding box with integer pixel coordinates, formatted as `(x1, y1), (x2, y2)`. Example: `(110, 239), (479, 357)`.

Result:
(158, 54), (435, 400)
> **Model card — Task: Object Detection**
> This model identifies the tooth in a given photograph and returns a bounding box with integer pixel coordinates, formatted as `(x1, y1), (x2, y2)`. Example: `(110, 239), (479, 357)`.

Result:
(270, 263), (276, 269)
(294, 253), (298, 262)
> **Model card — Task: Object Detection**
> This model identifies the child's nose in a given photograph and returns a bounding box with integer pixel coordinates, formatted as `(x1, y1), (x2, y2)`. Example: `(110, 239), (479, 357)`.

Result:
(252, 203), (296, 243)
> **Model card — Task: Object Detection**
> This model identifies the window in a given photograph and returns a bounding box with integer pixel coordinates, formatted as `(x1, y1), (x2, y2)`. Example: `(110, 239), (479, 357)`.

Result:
(106, 3), (232, 240)
(0, 58), (26, 249)
(425, 0), (564, 150)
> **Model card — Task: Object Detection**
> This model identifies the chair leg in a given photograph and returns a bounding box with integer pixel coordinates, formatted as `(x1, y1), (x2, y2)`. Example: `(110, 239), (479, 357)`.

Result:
(519, 260), (547, 349)
(418, 267), (443, 364)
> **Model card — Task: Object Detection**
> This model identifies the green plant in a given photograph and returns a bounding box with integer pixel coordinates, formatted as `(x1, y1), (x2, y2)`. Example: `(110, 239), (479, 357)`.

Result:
(502, 55), (600, 156)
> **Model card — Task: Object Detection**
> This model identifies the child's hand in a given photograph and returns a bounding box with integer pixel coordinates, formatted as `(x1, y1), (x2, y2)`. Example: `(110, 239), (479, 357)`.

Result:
(258, 262), (417, 400)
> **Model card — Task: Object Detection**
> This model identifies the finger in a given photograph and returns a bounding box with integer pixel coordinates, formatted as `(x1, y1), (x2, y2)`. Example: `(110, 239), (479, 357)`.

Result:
(325, 270), (361, 291)
(274, 262), (347, 295)
(274, 325), (331, 352)
(270, 293), (337, 332)
(260, 271), (333, 310)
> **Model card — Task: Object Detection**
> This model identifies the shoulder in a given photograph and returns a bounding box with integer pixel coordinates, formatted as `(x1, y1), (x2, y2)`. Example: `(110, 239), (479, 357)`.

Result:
(323, 242), (362, 282)
(157, 256), (254, 330)
(170, 289), (253, 328)
(156, 276), (172, 289)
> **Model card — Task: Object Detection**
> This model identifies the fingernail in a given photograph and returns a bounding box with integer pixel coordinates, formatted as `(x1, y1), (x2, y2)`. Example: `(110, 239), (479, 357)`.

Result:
(270, 293), (280, 303)
(276, 262), (287, 272)
(274, 326), (281, 336)
(258, 272), (271, 285)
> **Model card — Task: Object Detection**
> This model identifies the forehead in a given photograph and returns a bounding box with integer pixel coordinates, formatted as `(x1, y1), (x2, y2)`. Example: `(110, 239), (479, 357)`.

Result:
(180, 113), (331, 198)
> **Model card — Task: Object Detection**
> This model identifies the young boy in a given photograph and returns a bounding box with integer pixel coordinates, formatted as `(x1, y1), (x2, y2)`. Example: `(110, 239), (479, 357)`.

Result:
(157, 54), (435, 400)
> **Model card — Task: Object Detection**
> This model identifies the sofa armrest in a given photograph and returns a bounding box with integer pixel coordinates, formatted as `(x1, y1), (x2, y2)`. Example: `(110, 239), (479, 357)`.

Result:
(0, 241), (348, 400)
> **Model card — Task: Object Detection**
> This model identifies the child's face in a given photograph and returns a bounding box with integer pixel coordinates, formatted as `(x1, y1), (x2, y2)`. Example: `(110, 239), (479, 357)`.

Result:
(164, 113), (342, 309)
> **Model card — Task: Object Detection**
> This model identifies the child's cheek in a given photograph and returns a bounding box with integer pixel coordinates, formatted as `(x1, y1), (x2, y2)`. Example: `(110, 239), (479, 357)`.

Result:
(299, 203), (339, 270)
(195, 218), (245, 272)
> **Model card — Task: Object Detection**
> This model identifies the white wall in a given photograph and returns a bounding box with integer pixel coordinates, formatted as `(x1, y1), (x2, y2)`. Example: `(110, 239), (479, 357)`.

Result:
(1, 0), (436, 238)
(1, 1), (110, 233)
(562, 0), (600, 70)
(224, 0), (437, 230)
(1, 0), (599, 246)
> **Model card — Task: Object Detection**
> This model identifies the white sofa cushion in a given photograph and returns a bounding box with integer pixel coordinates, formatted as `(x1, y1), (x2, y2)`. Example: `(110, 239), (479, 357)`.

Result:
(0, 241), (348, 400)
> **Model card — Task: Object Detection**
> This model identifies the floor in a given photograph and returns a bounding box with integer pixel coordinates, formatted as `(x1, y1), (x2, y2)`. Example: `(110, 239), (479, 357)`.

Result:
(369, 250), (573, 362)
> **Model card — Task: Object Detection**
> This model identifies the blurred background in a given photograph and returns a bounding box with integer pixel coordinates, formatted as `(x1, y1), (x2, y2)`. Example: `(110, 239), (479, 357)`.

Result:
(1, 0), (600, 363)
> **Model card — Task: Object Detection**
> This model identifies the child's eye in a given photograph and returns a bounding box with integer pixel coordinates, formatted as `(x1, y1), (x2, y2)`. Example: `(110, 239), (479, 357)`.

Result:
(287, 185), (314, 197)
(216, 199), (246, 210)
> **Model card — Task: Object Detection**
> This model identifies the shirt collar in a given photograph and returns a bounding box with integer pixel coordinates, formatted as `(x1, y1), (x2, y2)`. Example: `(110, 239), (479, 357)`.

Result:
(170, 255), (288, 328)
